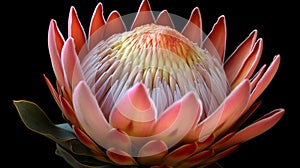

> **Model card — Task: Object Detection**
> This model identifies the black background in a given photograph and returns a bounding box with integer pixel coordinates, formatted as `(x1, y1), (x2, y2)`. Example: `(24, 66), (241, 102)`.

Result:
(7, 0), (297, 167)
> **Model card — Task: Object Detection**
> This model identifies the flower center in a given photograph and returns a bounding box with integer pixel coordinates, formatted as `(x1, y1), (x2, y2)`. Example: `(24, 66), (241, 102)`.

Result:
(81, 24), (230, 118)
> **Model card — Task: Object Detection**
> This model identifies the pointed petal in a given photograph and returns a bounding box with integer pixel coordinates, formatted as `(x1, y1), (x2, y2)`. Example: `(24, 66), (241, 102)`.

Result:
(155, 10), (174, 28)
(61, 38), (84, 90)
(177, 149), (214, 168)
(196, 134), (215, 152)
(231, 39), (263, 88)
(181, 99), (203, 143)
(231, 101), (262, 131)
(152, 92), (200, 147)
(109, 83), (156, 137)
(73, 81), (111, 148)
(104, 11), (126, 39)
(202, 15), (226, 63)
(162, 143), (198, 166)
(203, 144), (240, 166)
(210, 132), (235, 152)
(198, 80), (250, 139)
(48, 19), (65, 87)
(130, 0), (154, 30)
(88, 2), (106, 49)
(43, 74), (60, 108)
(216, 109), (284, 151)
(224, 30), (258, 83)
(104, 128), (132, 154)
(247, 55), (280, 108)
(68, 6), (88, 58)
(106, 148), (137, 165)
(137, 140), (168, 165)
(72, 126), (104, 154)
(250, 65), (266, 90)
(181, 7), (202, 46)
(59, 95), (79, 127)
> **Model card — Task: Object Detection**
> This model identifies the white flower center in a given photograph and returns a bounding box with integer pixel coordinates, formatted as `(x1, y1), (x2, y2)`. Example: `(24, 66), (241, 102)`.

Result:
(81, 24), (230, 117)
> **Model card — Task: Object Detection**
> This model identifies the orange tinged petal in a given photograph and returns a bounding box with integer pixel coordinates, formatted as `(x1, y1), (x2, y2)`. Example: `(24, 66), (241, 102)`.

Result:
(196, 134), (215, 152)
(247, 55), (280, 108)
(177, 149), (214, 168)
(181, 7), (202, 46)
(131, 0), (154, 30)
(210, 132), (235, 152)
(104, 11), (126, 39)
(202, 15), (226, 63)
(88, 2), (106, 49)
(72, 126), (104, 154)
(68, 6), (87, 58)
(224, 29), (258, 83)
(217, 109), (284, 151)
(59, 95), (79, 127)
(43, 74), (60, 108)
(231, 38), (263, 88)
(250, 65), (266, 90)
(162, 142), (198, 166)
(156, 10), (174, 28)
(203, 144), (240, 166)
(106, 148), (137, 165)
(198, 80), (250, 139)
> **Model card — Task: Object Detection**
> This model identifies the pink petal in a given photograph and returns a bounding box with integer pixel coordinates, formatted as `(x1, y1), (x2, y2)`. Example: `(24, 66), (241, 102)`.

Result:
(59, 95), (79, 127)
(216, 109), (284, 151)
(104, 128), (132, 154)
(43, 74), (60, 109)
(197, 80), (250, 139)
(137, 140), (168, 165)
(61, 38), (84, 90)
(155, 10), (174, 28)
(104, 11), (126, 40)
(109, 83), (156, 137)
(88, 2), (106, 49)
(68, 6), (88, 58)
(202, 15), (226, 63)
(181, 7), (202, 46)
(250, 65), (266, 90)
(203, 144), (240, 166)
(152, 92), (201, 148)
(230, 101), (262, 131)
(224, 30), (258, 83)
(48, 19), (65, 87)
(196, 134), (215, 152)
(210, 132), (235, 152)
(72, 81), (111, 148)
(72, 126), (104, 154)
(247, 55), (280, 108)
(106, 148), (137, 165)
(162, 142), (198, 166)
(177, 149), (214, 168)
(231, 39), (263, 88)
(130, 0), (154, 30)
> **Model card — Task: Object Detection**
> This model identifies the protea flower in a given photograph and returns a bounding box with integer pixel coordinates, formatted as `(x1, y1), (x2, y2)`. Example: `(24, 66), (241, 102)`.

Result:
(14, 0), (285, 167)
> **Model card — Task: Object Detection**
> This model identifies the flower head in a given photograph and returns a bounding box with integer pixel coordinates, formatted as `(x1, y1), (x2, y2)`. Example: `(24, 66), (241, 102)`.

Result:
(15, 0), (285, 167)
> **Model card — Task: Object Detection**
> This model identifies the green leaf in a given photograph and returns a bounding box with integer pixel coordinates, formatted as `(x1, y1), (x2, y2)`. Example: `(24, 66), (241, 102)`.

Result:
(14, 100), (76, 141)
(14, 100), (110, 165)
(56, 144), (116, 168)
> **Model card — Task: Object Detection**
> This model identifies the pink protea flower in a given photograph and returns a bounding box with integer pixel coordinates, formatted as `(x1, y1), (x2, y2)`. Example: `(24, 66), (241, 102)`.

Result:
(14, 0), (285, 167)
